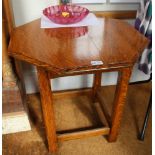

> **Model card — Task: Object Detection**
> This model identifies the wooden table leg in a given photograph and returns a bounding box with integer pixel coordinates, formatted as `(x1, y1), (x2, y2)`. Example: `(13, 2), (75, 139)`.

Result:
(92, 72), (102, 102)
(108, 67), (132, 142)
(37, 67), (57, 152)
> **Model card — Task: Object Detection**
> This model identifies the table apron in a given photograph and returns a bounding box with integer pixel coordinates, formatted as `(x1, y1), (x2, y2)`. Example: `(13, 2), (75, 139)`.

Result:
(48, 65), (133, 79)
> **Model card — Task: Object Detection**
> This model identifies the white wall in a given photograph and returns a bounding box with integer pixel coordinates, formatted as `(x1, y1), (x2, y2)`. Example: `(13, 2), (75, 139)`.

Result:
(11, 0), (150, 94)
(11, 0), (139, 26)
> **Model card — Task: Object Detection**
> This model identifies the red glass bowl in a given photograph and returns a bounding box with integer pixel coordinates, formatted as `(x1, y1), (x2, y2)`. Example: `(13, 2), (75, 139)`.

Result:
(43, 5), (89, 24)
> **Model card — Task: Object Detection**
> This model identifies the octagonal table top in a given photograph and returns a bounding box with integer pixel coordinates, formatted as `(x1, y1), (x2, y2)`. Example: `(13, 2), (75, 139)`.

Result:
(8, 17), (149, 75)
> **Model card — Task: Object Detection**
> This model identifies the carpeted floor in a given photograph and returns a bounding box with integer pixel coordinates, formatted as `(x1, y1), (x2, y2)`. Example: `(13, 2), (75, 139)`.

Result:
(3, 83), (152, 155)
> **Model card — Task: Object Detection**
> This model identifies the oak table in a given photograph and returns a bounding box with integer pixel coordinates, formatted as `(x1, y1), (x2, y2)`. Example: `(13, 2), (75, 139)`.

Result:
(8, 17), (148, 153)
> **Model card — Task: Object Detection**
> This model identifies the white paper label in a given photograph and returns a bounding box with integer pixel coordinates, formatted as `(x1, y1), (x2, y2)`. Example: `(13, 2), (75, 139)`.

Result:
(91, 61), (103, 66)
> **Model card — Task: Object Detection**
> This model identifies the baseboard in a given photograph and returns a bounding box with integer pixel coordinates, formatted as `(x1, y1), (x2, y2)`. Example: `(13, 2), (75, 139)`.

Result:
(94, 10), (136, 19)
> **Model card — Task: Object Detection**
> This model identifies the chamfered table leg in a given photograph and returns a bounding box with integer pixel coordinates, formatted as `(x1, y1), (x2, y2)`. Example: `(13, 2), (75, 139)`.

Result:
(108, 67), (132, 142)
(92, 72), (102, 101)
(37, 67), (57, 152)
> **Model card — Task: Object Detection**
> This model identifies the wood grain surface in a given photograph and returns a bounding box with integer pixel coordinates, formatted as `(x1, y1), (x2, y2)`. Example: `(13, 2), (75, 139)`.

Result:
(37, 67), (57, 152)
(92, 72), (102, 101)
(8, 18), (149, 75)
(108, 67), (132, 142)
(3, 0), (15, 35)
(57, 127), (110, 142)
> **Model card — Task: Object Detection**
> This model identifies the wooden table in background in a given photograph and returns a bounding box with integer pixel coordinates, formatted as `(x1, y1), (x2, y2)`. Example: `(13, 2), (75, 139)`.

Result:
(8, 17), (149, 153)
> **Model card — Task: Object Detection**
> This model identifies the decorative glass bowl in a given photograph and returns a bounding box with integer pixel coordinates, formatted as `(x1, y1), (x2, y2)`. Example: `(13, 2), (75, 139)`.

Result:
(43, 5), (89, 24)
